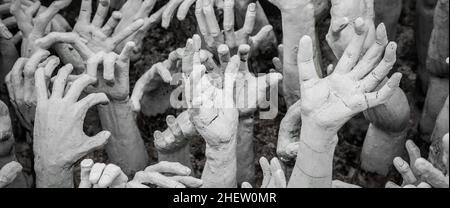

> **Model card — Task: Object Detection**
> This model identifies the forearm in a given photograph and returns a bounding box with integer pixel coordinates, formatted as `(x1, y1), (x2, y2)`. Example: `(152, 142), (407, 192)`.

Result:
(236, 116), (255, 185)
(202, 142), (237, 188)
(281, 9), (320, 106)
(288, 123), (337, 188)
(97, 99), (149, 176)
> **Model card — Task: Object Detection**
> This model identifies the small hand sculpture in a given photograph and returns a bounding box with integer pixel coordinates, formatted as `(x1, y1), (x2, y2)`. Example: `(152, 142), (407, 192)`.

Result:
(79, 159), (202, 188)
(242, 157), (287, 188)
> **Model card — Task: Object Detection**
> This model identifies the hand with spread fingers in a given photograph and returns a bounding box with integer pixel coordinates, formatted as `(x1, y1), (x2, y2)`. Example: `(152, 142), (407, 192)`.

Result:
(195, 0), (273, 56)
(184, 48), (241, 188)
(73, 0), (144, 54)
(242, 157), (287, 188)
(68, 41), (150, 175)
(0, 161), (22, 188)
(79, 159), (202, 188)
(288, 19), (402, 188)
(10, 0), (72, 57)
(327, 0), (376, 59)
(113, 0), (161, 60)
(386, 135), (449, 189)
(33, 63), (111, 188)
(5, 52), (59, 132)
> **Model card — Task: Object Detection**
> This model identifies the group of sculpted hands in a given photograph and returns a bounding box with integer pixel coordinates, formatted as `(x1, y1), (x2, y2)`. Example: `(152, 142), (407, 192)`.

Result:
(0, 0), (448, 189)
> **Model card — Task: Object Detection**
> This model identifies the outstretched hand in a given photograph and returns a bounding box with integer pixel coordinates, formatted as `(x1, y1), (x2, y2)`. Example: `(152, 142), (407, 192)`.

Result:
(33, 63), (111, 188)
(297, 19), (401, 149)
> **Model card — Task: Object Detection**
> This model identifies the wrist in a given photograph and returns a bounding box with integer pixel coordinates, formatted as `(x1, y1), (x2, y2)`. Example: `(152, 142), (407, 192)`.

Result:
(300, 121), (338, 152)
(34, 160), (73, 188)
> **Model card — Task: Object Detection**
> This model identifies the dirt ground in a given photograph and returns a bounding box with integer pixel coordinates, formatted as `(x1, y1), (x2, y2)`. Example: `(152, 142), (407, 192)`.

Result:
(50, 0), (426, 188)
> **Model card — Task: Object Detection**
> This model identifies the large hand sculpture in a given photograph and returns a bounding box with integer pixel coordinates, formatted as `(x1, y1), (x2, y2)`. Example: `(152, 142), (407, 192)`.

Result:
(185, 51), (241, 188)
(33, 64), (111, 188)
(288, 20), (402, 188)
(72, 42), (150, 175)
(10, 0), (71, 57)
(195, 0), (273, 56)
(79, 159), (202, 188)
(73, 0), (144, 54)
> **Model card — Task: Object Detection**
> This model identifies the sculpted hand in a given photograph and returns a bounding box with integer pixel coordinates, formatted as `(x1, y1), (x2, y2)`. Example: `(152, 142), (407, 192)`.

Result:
(113, 0), (164, 60)
(327, 0), (376, 59)
(196, 0), (273, 55)
(33, 64), (111, 188)
(74, 0), (144, 53)
(186, 53), (240, 149)
(154, 111), (197, 154)
(298, 20), (401, 149)
(242, 157), (287, 188)
(79, 160), (202, 188)
(81, 42), (136, 102)
(10, 0), (71, 56)
(0, 161), (22, 188)
(5, 52), (59, 132)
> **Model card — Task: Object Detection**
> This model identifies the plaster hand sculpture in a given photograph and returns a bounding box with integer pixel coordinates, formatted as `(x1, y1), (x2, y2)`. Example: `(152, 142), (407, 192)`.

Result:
(184, 51), (241, 188)
(33, 64), (111, 188)
(241, 157), (287, 188)
(0, 161), (22, 188)
(327, 0), (376, 59)
(112, 0), (168, 61)
(10, 0), (71, 57)
(5, 52), (59, 132)
(73, 0), (144, 55)
(130, 35), (213, 116)
(154, 111), (197, 169)
(268, 0), (321, 107)
(327, 0), (410, 175)
(69, 42), (149, 176)
(386, 137), (449, 188)
(420, 0), (449, 140)
(79, 159), (202, 188)
(288, 20), (402, 188)
(195, 0), (273, 56)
